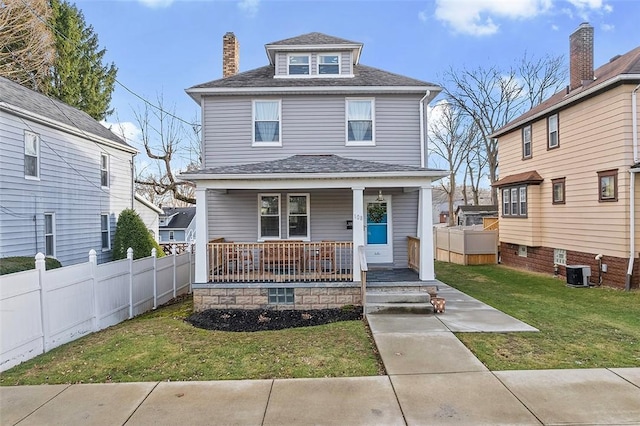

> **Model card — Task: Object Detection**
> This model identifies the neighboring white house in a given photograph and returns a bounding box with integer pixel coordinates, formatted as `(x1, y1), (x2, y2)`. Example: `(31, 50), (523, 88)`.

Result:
(134, 195), (163, 241)
(158, 207), (196, 244)
(0, 77), (137, 265)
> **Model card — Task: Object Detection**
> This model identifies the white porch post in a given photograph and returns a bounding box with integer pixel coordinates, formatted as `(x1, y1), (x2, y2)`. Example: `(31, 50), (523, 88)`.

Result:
(194, 187), (208, 283)
(352, 186), (365, 282)
(419, 184), (435, 280)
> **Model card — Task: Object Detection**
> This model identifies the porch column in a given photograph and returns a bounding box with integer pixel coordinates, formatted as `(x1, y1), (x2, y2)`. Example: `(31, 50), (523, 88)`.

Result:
(352, 186), (365, 282)
(419, 184), (435, 280)
(194, 187), (208, 283)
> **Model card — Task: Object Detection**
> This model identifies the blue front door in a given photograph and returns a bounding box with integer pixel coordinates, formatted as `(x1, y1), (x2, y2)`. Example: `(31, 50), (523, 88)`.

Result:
(364, 196), (393, 263)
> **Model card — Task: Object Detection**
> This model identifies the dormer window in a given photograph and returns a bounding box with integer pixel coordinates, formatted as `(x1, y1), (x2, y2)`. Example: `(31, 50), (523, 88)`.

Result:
(318, 54), (340, 74)
(288, 54), (310, 75)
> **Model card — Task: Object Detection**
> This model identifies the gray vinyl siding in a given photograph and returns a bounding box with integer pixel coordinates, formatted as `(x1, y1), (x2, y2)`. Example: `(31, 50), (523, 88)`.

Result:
(0, 110), (134, 266)
(275, 52), (287, 76)
(391, 190), (419, 268)
(159, 229), (186, 242)
(202, 94), (422, 168)
(341, 52), (351, 75)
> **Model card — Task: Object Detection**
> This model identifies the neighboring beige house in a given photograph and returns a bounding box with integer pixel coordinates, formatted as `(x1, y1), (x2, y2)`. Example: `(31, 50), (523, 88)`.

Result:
(491, 23), (640, 290)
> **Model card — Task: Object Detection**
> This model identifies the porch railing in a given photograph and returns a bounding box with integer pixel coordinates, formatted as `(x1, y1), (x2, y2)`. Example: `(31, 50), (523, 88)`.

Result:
(208, 240), (353, 283)
(407, 236), (420, 273)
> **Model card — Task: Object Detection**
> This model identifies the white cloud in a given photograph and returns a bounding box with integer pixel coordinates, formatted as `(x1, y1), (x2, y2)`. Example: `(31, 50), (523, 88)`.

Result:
(238, 0), (260, 17)
(138, 0), (174, 8)
(601, 23), (615, 31)
(565, 0), (612, 20)
(101, 120), (143, 145)
(434, 0), (552, 36)
(418, 10), (428, 22)
(551, 24), (560, 31)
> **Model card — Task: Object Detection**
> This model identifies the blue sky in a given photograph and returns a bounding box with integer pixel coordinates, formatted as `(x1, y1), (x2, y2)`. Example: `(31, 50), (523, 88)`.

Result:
(74, 0), (639, 170)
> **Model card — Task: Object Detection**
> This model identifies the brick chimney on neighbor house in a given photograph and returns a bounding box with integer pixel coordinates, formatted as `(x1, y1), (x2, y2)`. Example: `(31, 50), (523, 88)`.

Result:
(222, 32), (239, 78)
(569, 22), (595, 91)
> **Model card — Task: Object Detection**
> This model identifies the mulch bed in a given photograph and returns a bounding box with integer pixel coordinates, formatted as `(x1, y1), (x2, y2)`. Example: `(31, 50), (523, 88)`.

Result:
(186, 307), (363, 332)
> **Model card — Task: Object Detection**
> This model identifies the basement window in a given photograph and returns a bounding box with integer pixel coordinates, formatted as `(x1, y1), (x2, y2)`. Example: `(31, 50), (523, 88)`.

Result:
(268, 288), (294, 304)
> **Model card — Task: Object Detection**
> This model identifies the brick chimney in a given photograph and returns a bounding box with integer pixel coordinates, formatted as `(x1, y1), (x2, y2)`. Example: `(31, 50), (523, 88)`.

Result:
(222, 32), (239, 78)
(569, 22), (594, 91)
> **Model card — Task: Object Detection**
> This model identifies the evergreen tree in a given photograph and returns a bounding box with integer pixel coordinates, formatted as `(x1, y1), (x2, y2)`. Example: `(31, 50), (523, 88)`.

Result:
(112, 209), (164, 260)
(48, 0), (117, 120)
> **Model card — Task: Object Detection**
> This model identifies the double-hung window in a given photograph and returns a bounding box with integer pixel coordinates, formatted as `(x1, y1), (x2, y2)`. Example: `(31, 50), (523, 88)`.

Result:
(511, 188), (518, 215)
(318, 54), (340, 74)
(346, 98), (374, 145)
(24, 131), (40, 179)
(287, 194), (310, 240)
(519, 187), (527, 215)
(259, 194), (281, 239)
(288, 55), (310, 75)
(44, 213), (55, 257)
(522, 125), (532, 159)
(598, 169), (618, 202)
(552, 177), (566, 204)
(502, 189), (510, 216)
(101, 213), (110, 250)
(253, 100), (281, 145)
(100, 153), (109, 188)
(548, 114), (559, 149)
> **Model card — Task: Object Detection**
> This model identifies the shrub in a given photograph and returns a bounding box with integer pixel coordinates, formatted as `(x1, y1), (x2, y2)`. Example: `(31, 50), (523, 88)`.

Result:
(112, 209), (164, 260)
(0, 256), (62, 275)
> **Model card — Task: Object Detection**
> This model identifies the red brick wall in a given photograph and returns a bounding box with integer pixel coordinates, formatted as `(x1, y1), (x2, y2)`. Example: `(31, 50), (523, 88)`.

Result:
(500, 242), (639, 289)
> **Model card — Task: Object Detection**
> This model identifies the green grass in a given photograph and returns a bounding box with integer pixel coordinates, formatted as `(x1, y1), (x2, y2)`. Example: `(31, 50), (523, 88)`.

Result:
(0, 297), (383, 385)
(0, 256), (62, 275)
(435, 261), (640, 370)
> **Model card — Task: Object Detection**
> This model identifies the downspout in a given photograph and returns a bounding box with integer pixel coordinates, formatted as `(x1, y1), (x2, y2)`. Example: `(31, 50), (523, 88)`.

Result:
(626, 83), (640, 291)
(419, 91), (431, 168)
(130, 157), (136, 210)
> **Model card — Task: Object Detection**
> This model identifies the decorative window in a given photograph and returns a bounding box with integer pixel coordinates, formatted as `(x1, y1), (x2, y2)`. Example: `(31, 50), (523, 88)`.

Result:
(318, 54), (340, 74)
(253, 100), (281, 145)
(502, 185), (528, 217)
(101, 214), (110, 250)
(100, 153), (109, 188)
(519, 187), (527, 215)
(502, 188), (510, 216)
(287, 194), (310, 239)
(44, 213), (55, 257)
(522, 125), (532, 159)
(548, 114), (559, 149)
(552, 178), (566, 204)
(288, 55), (310, 75)
(346, 98), (374, 145)
(598, 169), (618, 202)
(24, 131), (40, 179)
(518, 245), (527, 257)
(268, 288), (294, 304)
(259, 194), (281, 239)
(511, 188), (518, 215)
(554, 249), (567, 266)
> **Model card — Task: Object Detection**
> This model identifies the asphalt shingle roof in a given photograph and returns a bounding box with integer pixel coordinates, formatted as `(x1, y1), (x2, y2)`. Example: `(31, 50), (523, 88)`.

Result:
(266, 32), (360, 46)
(492, 170), (544, 187)
(188, 154), (439, 175)
(161, 207), (196, 229)
(0, 77), (130, 147)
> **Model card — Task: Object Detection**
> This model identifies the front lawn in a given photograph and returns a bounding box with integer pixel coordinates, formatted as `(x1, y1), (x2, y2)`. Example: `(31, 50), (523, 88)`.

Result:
(0, 297), (382, 385)
(435, 261), (640, 370)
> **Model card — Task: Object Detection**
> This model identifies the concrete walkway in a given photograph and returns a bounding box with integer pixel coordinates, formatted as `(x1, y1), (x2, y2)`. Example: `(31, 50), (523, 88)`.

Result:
(2, 283), (640, 425)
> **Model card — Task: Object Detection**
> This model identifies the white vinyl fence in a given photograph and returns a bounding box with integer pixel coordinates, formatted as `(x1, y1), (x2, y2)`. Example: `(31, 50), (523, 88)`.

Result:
(0, 246), (194, 372)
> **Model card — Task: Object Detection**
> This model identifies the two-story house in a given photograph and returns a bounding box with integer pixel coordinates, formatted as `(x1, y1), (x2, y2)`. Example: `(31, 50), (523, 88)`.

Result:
(181, 32), (446, 311)
(491, 23), (640, 290)
(158, 207), (196, 244)
(0, 77), (137, 266)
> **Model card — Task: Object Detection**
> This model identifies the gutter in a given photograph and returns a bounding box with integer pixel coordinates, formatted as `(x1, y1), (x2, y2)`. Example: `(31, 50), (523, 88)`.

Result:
(626, 83), (640, 291)
(419, 90), (431, 168)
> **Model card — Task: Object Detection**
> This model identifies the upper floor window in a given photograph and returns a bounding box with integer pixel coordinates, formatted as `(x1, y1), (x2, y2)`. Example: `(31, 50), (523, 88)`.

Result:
(287, 194), (310, 240)
(44, 213), (55, 257)
(548, 114), (559, 149)
(598, 169), (618, 202)
(253, 100), (281, 145)
(259, 194), (281, 240)
(24, 130), (40, 179)
(288, 55), (310, 75)
(318, 54), (340, 75)
(502, 185), (527, 217)
(100, 153), (109, 188)
(522, 125), (532, 159)
(346, 98), (374, 145)
(552, 177), (565, 204)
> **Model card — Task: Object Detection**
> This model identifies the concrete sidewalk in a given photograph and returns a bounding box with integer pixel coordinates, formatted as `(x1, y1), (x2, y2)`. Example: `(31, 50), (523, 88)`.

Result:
(2, 283), (640, 425)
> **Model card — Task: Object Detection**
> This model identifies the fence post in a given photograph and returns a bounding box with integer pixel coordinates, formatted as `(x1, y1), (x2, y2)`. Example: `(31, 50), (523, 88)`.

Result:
(172, 244), (177, 298)
(35, 253), (49, 352)
(127, 247), (133, 319)
(187, 244), (193, 294)
(89, 249), (99, 331)
(152, 248), (157, 309)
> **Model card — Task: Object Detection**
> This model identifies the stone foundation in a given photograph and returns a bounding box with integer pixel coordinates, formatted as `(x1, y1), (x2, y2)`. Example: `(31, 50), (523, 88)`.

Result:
(500, 242), (639, 289)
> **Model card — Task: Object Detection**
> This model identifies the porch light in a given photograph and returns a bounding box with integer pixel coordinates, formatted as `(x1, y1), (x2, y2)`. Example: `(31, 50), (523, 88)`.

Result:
(376, 190), (385, 202)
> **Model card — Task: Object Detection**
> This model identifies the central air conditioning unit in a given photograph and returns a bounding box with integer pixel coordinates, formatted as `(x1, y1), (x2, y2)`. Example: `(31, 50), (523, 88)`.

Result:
(566, 265), (591, 287)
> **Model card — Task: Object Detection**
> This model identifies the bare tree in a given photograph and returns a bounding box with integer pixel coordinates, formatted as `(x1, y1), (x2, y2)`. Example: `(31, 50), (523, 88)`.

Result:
(429, 102), (477, 226)
(465, 133), (488, 205)
(519, 52), (567, 109)
(133, 96), (200, 205)
(0, 0), (54, 92)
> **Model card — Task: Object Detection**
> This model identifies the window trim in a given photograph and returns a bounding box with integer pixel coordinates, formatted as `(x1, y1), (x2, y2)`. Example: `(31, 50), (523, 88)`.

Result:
(252, 99), (282, 147)
(287, 53), (311, 75)
(101, 213), (111, 251)
(100, 153), (110, 188)
(258, 193), (282, 240)
(44, 212), (56, 257)
(24, 130), (40, 180)
(552, 177), (566, 204)
(598, 169), (618, 202)
(522, 125), (532, 159)
(317, 53), (341, 75)
(547, 113), (559, 150)
(502, 185), (528, 218)
(345, 97), (375, 146)
(287, 193), (310, 240)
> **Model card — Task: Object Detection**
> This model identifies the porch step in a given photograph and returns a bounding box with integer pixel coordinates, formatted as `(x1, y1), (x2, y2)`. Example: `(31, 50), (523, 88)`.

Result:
(366, 292), (431, 304)
(365, 302), (434, 315)
(365, 291), (433, 315)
